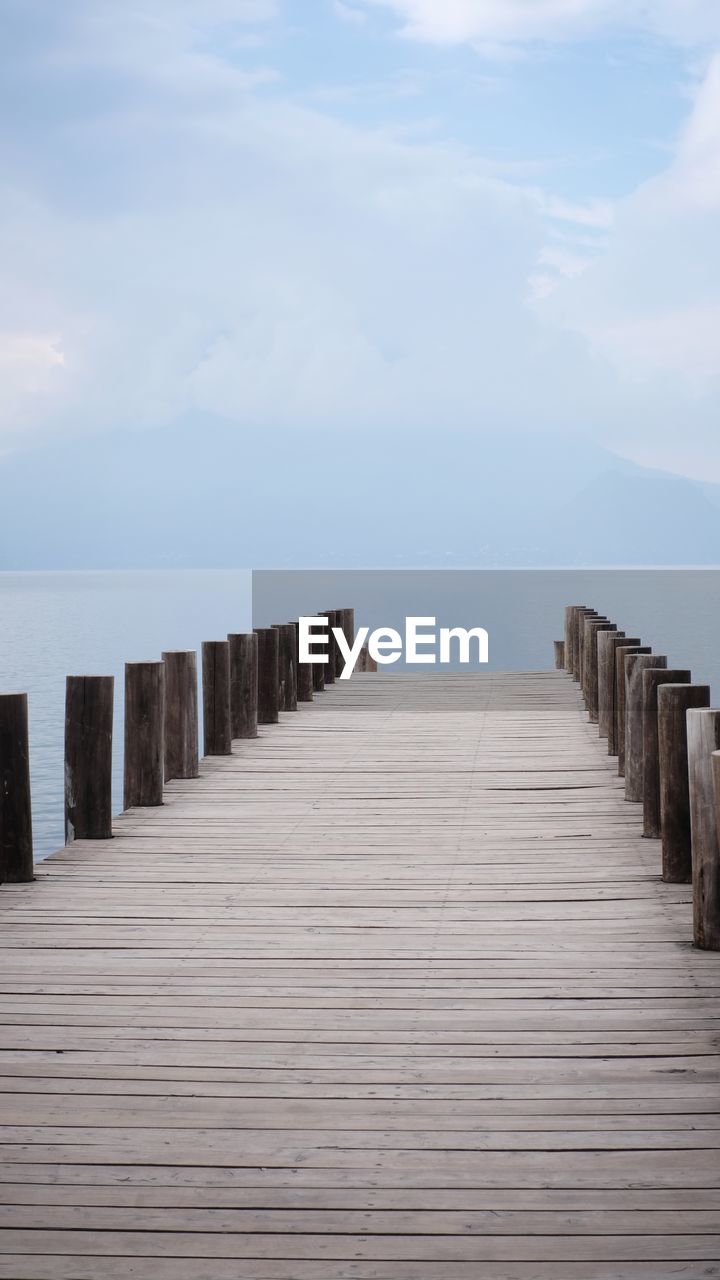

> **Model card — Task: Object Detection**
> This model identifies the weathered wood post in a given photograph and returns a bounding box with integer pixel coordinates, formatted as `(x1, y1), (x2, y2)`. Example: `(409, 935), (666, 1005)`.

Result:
(586, 621), (617, 723)
(322, 612), (336, 686)
(614, 645), (651, 763)
(553, 640), (565, 670)
(333, 610), (346, 679)
(201, 641), (232, 756)
(64, 675), (114, 843)
(659, 684), (710, 881)
(710, 751), (720, 945)
(688, 709), (720, 950)
(340, 608), (355, 651)
(255, 627), (280, 724)
(162, 651), (199, 781)
(272, 623), (297, 713)
(642, 668), (691, 838)
(293, 622), (314, 703)
(625, 654), (667, 802)
(124, 661), (165, 809)
(311, 615), (326, 693)
(0, 693), (34, 883)
(598, 631), (636, 740)
(574, 608), (597, 682)
(580, 615), (608, 700)
(228, 633), (258, 739)
(564, 606), (579, 675)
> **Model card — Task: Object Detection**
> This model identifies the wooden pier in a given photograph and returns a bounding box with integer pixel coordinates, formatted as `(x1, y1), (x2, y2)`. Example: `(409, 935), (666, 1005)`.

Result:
(1, 667), (719, 1277)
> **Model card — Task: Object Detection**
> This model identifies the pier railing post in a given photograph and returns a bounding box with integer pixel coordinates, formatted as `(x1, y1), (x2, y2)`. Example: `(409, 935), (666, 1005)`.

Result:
(658, 684), (710, 882)
(273, 623), (297, 712)
(574, 608), (597, 682)
(688, 709), (720, 950)
(201, 641), (232, 756)
(255, 627), (280, 724)
(585, 621), (617, 723)
(642, 668), (691, 839)
(124, 661), (165, 808)
(614, 645), (651, 764)
(162, 651), (199, 780)
(580, 615), (607, 701)
(322, 612), (337, 685)
(564, 606), (578, 675)
(293, 622), (314, 703)
(0, 693), (34, 883)
(228, 633), (258, 739)
(598, 631), (636, 740)
(553, 640), (565, 670)
(624, 655), (667, 802)
(64, 675), (114, 843)
(311, 616), (326, 693)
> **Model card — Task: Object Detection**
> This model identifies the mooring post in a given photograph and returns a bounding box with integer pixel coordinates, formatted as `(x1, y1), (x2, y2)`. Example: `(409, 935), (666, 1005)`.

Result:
(614, 645), (651, 763)
(553, 640), (565, 670)
(255, 627), (280, 724)
(580, 615), (608, 700)
(574, 608), (597, 682)
(228, 633), (258, 739)
(586, 621), (617, 722)
(331, 610), (346, 679)
(162, 651), (199, 780)
(598, 631), (634, 739)
(64, 675), (114, 843)
(688, 709), (720, 950)
(201, 641), (232, 756)
(642, 668), (691, 838)
(322, 612), (337, 685)
(311, 616), (326, 693)
(624, 655), (667, 802)
(293, 622), (314, 703)
(124, 661), (165, 809)
(564, 606), (578, 675)
(340, 608), (355, 651)
(0, 693), (34, 883)
(658, 684), (711, 882)
(272, 623), (297, 712)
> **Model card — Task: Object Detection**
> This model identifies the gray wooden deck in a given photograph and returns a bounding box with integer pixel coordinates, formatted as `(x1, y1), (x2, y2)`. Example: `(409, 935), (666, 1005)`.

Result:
(0, 671), (719, 1278)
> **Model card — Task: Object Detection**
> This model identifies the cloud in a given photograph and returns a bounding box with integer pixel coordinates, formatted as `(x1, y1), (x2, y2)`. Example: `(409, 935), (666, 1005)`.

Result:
(357, 0), (720, 50)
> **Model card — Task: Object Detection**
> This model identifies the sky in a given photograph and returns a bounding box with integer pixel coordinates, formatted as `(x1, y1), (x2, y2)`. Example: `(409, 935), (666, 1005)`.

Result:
(1, 0), (720, 481)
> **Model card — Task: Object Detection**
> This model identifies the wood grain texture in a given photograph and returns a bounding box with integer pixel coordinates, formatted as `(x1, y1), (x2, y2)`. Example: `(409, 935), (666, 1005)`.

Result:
(63, 675), (114, 843)
(0, 693), (34, 883)
(162, 652), (199, 781)
(1, 670), (719, 1278)
(123, 661), (165, 809)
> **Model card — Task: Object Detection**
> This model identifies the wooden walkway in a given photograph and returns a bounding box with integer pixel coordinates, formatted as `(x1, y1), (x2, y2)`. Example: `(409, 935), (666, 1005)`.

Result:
(0, 671), (719, 1279)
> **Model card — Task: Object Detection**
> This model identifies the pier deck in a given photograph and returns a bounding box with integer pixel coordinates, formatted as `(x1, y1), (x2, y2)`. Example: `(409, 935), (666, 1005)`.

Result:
(0, 671), (719, 1278)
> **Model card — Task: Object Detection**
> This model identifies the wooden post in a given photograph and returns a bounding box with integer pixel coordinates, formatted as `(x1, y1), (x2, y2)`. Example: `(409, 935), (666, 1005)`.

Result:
(333, 610), (346, 679)
(659, 684), (710, 882)
(65, 675), (114, 843)
(0, 693), (34, 883)
(614, 645), (651, 765)
(228, 633), (258, 739)
(642, 668), (691, 838)
(624, 655), (667, 802)
(580, 615), (608, 699)
(311, 615), (326, 693)
(710, 750), (720, 945)
(563, 606), (577, 675)
(688, 709), (720, 950)
(322, 612), (336, 685)
(573, 608), (597, 682)
(162, 651), (199, 780)
(255, 628), (280, 724)
(201, 641), (232, 756)
(553, 640), (565, 670)
(340, 608), (355, 652)
(585, 621), (617, 722)
(293, 622), (314, 703)
(124, 661), (165, 809)
(597, 631), (633, 739)
(272, 623), (297, 713)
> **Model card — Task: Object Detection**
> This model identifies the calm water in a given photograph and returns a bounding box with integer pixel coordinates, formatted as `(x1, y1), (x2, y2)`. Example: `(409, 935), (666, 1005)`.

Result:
(2, 568), (719, 862)
(0, 571), (251, 860)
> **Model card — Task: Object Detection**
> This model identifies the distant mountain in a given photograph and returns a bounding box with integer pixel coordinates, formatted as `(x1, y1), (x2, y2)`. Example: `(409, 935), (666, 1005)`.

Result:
(0, 416), (717, 567)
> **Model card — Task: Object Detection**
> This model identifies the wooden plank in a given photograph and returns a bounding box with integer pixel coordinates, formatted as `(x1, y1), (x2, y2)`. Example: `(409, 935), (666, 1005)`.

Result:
(0, 671), (719, 1276)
